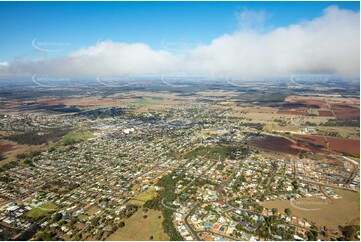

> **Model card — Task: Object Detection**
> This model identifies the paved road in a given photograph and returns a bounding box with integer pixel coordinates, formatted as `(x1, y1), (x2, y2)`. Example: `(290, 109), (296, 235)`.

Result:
(299, 178), (358, 192)
(180, 160), (217, 194)
(161, 198), (179, 211)
(198, 229), (242, 241)
(184, 205), (201, 241)
(184, 205), (243, 241)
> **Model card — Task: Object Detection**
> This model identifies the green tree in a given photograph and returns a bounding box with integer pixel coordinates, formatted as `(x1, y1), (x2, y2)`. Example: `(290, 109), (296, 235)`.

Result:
(284, 208), (292, 215)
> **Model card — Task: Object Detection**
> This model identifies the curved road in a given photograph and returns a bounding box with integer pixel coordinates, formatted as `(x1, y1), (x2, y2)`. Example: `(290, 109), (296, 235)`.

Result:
(184, 205), (201, 241)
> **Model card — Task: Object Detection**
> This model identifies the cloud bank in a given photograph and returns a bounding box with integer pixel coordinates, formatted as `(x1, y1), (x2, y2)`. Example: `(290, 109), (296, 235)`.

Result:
(3, 6), (360, 79)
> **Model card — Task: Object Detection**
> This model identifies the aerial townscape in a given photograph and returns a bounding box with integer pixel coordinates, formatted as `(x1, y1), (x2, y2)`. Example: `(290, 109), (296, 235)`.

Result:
(0, 1), (359, 242)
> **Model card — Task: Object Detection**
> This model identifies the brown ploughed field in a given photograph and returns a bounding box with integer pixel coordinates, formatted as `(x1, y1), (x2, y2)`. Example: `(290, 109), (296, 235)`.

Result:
(293, 134), (360, 156)
(0, 143), (14, 153)
(318, 110), (334, 116)
(293, 134), (328, 146)
(249, 136), (332, 155)
(327, 137), (360, 156)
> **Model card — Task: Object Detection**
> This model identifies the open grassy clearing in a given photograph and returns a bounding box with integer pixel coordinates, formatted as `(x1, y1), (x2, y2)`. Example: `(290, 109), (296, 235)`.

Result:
(128, 187), (156, 206)
(25, 203), (58, 219)
(183, 144), (237, 160)
(131, 98), (162, 105)
(262, 189), (360, 229)
(107, 209), (169, 241)
(62, 128), (95, 146)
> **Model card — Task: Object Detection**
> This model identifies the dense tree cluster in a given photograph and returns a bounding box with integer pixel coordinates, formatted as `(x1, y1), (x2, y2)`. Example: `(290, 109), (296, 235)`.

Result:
(143, 171), (183, 240)
(321, 118), (359, 127)
(338, 225), (360, 241)
(6, 129), (69, 145)
(0, 161), (19, 173)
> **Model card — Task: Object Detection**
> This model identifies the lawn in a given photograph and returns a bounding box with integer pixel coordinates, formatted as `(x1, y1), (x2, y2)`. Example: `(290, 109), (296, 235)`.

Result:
(107, 209), (169, 241)
(25, 203), (58, 218)
(128, 187), (156, 206)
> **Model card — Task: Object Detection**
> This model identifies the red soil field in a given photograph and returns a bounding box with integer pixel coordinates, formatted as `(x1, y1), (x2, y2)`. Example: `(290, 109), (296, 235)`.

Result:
(327, 137), (360, 156)
(0, 143), (15, 160)
(318, 110), (334, 117)
(332, 109), (359, 118)
(293, 134), (360, 156)
(329, 103), (360, 118)
(330, 104), (356, 110)
(293, 134), (327, 146)
(0, 143), (14, 153)
(249, 136), (330, 155)
(38, 98), (117, 106)
(277, 110), (308, 116)
(293, 98), (328, 108)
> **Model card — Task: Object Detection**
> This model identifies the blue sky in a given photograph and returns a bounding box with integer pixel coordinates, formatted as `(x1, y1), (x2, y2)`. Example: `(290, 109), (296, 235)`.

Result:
(0, 1), (359, 61)
(0, 1), (359, 78)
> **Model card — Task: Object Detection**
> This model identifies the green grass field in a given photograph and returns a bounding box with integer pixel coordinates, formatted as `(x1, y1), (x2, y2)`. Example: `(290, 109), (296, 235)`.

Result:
(131, 98), (161, 105)
(25, 203), (58, 218)
(62, 129), (94, 146)
(184, 144), (239, 160)
(128, 187), (156, 206)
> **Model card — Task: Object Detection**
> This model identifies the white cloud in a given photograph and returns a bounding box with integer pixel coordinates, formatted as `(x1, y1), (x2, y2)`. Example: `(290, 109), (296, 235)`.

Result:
(235, 8), (269, 31)
(2, 5), (360, 79)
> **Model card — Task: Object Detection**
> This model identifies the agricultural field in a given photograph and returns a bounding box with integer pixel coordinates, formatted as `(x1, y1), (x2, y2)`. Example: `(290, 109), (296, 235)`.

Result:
(37, 97), (121, 106)
(248, 135), (333, 156)
(293, 134), (360, 156)
(278, 95), (360, 119)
